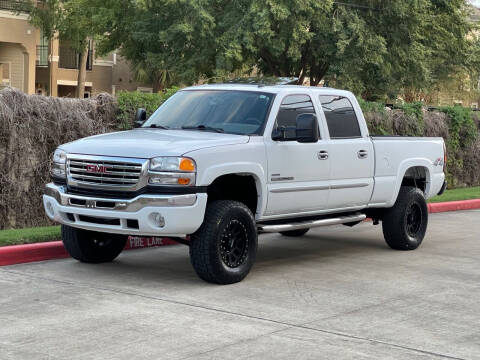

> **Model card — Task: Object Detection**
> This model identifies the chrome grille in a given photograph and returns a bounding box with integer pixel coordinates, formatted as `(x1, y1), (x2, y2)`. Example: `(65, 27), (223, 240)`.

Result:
(67, 155), (147, 190)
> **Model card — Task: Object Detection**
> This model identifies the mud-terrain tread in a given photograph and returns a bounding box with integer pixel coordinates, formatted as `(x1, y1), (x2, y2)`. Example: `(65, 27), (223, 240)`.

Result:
(62, 225), (126, 263)
(189, 200), (257, 284)
(382, 186), (428, 250)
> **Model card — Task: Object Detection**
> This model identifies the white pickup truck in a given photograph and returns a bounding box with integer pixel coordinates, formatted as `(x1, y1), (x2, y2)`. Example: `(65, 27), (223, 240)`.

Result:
(43, 83), (447, 284)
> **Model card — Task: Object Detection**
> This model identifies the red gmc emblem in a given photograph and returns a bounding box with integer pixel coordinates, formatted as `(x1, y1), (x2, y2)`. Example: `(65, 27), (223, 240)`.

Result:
(86, 164), (110, 174)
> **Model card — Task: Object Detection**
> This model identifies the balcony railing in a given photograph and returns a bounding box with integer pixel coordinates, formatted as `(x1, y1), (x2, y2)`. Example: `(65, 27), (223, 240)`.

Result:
(36, 45), (48, 67)
(0, 0), (30, 12)
(59, 47), (93, 71)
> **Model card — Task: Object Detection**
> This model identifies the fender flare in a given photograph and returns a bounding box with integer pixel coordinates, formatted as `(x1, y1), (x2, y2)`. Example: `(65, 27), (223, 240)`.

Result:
(389, 158), (433, 206)
(197, 162), (267, 217)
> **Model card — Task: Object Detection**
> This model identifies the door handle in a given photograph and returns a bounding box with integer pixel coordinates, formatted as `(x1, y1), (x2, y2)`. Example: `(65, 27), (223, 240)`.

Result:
(358, 150), (368, 159)
(318, 150), (329, 160)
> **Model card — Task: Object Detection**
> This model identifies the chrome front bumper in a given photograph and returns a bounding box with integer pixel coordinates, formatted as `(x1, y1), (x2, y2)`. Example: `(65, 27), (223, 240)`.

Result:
(44, 183), (198, 212)
(43, 183), (207, 236)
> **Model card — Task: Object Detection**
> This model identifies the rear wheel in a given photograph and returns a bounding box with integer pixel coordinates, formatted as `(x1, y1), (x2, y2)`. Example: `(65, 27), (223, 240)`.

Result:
(280, 228), (310, 237)
(62, 225), (127, 263)
(382, 186), (428, 250)
(190, 200), (257, 284)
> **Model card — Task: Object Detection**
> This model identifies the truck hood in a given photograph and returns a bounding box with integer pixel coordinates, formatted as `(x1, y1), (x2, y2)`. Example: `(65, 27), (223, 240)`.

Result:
(60, 129), (250, 158)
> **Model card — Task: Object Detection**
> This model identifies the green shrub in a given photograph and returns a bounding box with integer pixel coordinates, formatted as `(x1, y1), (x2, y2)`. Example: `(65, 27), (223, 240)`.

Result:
(396, 102), (424, 136)
(439, 105), (478, 187)
(357, 98), (392, 135)
(116, 87), (180, 129)
(357, 98), (386, 114)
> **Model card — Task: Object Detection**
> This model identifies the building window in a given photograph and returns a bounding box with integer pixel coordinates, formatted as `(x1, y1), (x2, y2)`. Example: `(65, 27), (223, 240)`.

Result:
(0, 62), (10, 87)
(36, 31), (49, 67)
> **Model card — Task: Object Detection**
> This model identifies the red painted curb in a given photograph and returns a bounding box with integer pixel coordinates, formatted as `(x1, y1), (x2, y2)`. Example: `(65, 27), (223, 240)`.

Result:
(428, 199), (480, 213)
(0, 236), (178, 266)
(1, 199), (479, 267)
(0, 241), (69, 266)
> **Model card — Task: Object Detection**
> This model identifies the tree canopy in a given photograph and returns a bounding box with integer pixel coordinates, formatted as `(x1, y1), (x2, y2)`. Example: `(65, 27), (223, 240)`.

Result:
(92, 0), (480, 100)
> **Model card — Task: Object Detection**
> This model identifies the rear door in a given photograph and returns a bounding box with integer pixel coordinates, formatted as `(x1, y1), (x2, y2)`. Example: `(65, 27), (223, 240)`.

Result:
(264, 93), (330, 216)
(318, 95), (374, 209)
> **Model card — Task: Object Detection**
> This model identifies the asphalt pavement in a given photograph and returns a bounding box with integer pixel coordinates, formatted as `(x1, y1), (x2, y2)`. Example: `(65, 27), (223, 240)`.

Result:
(1, 210), (479, 360)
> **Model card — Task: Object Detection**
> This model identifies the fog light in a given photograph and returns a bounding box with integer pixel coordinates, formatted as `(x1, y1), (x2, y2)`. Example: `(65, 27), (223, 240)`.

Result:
(46, 201), (54, 217)
(151, 212), (165, 228)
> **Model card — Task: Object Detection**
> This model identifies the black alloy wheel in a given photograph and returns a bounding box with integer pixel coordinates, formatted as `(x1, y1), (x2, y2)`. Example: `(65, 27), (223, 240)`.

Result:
(220, 220), (249, 268)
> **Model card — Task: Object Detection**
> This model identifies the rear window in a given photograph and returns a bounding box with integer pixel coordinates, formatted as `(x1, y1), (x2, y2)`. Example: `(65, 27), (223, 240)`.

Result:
(319, 95), (361, 139)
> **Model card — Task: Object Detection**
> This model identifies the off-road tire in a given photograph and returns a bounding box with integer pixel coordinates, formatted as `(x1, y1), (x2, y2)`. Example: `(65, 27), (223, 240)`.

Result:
(382, 186), (428, 250)
(189, 200), (257, 284)
(62, 225), (127, 263)
(280, 229), (310, 237)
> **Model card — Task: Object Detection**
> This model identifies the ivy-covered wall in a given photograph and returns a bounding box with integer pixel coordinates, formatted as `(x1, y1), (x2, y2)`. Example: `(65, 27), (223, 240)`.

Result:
(360, 100), (480, 188)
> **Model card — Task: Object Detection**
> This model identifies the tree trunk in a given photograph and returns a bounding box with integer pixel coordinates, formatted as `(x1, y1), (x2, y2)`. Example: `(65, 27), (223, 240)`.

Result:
(152, 78), (164, 93)
(76, 45), (88, 98)
(310, 62), (330, 86)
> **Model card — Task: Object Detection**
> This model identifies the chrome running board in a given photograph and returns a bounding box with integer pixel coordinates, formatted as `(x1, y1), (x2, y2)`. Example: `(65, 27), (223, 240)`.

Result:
(257, 213), (366, 233)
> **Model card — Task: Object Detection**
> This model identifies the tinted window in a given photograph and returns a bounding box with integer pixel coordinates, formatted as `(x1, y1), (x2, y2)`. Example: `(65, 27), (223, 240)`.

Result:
(144, 90), (275, 135)
(319, 95), (361, 138)
(275, 94), (316, 129)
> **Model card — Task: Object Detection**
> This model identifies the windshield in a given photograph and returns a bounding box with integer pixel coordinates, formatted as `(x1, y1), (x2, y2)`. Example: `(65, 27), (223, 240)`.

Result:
(142, 90), (275, 135)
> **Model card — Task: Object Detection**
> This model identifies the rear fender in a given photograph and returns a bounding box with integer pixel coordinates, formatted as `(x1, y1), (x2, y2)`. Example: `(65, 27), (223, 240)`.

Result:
(388, 159), (433, 207)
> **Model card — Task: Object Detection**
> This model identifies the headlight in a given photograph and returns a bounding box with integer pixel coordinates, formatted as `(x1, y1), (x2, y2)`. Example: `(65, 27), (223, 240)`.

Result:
(150, 157), (195, 172)
(51, 148), (67, 178)
(149, 157), (196, 186)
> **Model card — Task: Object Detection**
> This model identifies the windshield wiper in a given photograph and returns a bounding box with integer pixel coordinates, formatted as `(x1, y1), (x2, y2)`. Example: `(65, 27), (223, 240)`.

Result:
(181, 125), (224, 133)
(146, 124), (169, 129)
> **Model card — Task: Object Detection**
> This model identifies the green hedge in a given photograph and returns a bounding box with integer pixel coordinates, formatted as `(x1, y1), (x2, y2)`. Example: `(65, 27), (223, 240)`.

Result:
(116, 87), (179, 129)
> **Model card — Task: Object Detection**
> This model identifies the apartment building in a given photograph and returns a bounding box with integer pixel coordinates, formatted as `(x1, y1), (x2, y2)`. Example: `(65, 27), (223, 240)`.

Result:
(0, 0), (152, 97)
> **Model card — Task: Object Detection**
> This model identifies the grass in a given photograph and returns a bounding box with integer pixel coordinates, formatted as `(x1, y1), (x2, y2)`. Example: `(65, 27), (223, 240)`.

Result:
(0, 187), (478, 247)
(0, 225), (61, 247)
(429, 186), (480, 203)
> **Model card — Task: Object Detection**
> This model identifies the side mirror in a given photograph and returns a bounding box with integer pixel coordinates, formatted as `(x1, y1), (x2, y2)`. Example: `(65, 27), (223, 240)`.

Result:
(296, 113), (319, 143)
(134, 108), (147, 128)
(272, 126), (297, 141)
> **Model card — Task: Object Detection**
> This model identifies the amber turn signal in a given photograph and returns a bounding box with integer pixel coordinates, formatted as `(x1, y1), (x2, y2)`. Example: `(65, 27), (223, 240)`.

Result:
(177, 178), (191, 185)
(179, 158), (196, 171)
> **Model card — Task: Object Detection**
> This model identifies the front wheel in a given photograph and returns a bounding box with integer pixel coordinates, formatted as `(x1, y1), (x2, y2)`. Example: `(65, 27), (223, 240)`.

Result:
(382, 186), (428, 250)
(62, 225), (127, 263)
(189, 200), (258, 284)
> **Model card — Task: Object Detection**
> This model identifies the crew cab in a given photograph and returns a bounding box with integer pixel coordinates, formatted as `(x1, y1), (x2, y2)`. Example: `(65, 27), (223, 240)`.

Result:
(43, 83), (447, 284)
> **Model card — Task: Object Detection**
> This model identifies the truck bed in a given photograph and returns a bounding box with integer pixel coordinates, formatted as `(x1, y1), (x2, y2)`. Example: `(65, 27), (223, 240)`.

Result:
(369, 136), (445, 207)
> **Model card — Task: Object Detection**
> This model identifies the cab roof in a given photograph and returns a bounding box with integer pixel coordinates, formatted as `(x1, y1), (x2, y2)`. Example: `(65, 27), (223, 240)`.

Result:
(182, 83), (354, 98)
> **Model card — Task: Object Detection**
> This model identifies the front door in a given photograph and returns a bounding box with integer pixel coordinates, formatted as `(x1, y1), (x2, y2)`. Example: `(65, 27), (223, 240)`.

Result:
(265, 94), (330, 216)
